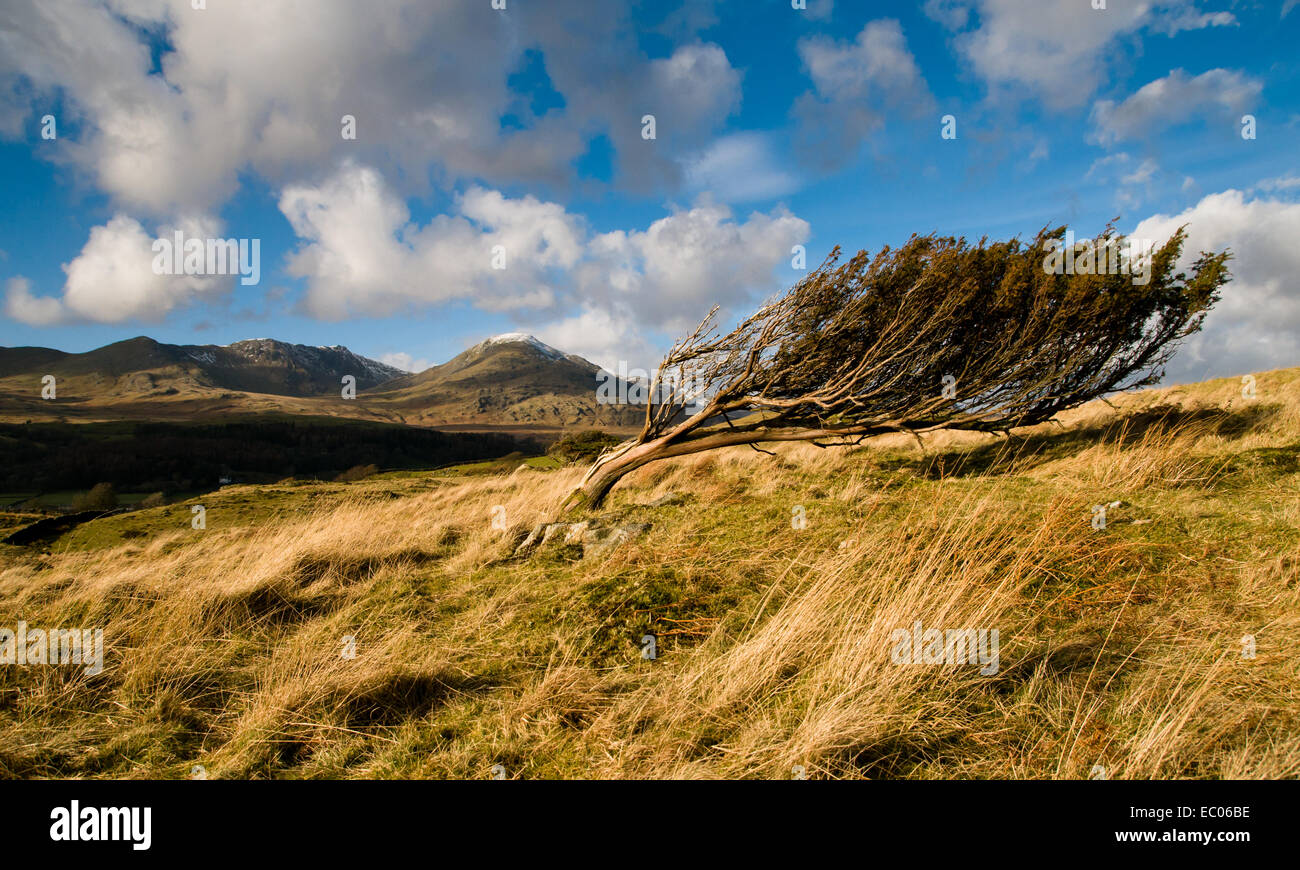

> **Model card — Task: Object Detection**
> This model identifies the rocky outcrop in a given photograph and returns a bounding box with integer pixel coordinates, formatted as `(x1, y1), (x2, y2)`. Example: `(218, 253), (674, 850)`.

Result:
(514, 517), (651, 559)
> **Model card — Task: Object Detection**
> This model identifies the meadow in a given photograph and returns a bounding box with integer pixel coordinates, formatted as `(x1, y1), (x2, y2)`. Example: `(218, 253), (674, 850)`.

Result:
(0, 368), (1296, 779)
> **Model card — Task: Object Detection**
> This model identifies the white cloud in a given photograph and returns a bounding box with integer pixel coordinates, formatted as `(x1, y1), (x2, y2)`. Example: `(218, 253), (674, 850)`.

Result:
(805, 0), (835, 22)
(648, 43), (742, 132)
(793, 19), (934, 168)
(941, 0), (1236, 108)
(1086, 153), (1162, 210)
(376, 352), (433, 374)
(4, 278), (64, 327)
(924, 0), (970, 30)
(1148, 6), (1237, 35)
(279, 164), (809, 357)
(279, 164), (583, 320)
(1123, 158), (1159, 187)
(1255, 174), (1300, 193)
(1133, 190), (1300, 383)
(574, 198), (811, 337)
(684, 133), (801, 203)
(534, 307), (661, 374)
(5, 214), (228, 325)
(799, 19), (929, 102)
(1090, 69), (1261, 145)
(0, 0), (743, 214)
(7, 153), (808, 348)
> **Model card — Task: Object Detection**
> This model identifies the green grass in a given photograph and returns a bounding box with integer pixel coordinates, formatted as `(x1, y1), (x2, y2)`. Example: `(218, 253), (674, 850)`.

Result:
(0, 450), (565, 550)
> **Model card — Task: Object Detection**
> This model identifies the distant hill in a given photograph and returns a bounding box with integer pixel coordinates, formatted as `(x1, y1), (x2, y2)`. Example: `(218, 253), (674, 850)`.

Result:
(0, 333), (641, 433)
(0, 336), (403, 397)
(370, 334), (642, 428)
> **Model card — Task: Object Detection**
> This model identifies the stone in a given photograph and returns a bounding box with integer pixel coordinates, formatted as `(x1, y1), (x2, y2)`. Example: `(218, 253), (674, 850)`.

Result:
(513, 518), (651, 559)
(645, 492), (688, 508)
(581, 522), (651, 558)
(562, 522), (590, 544)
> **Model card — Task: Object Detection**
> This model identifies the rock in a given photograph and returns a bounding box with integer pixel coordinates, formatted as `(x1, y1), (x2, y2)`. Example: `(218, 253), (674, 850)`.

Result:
(645, 492), (688, 508)
(512, 518), (651, 559)
(540, 523), (570, 546)
(582, 522), (651, 558)
(562, 522), (590, 544)
(514, 522), (566, 555)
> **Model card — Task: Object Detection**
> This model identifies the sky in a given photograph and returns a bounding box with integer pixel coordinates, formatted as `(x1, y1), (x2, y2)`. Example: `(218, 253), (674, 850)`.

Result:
(0, 0), (1297, 385)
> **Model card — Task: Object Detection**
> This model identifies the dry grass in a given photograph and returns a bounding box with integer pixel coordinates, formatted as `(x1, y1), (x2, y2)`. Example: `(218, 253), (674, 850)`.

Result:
(1, 367), (1297, 779)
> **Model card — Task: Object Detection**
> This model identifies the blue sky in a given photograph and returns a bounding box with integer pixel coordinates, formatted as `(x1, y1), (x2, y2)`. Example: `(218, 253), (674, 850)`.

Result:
(1, 0), (1298, 384)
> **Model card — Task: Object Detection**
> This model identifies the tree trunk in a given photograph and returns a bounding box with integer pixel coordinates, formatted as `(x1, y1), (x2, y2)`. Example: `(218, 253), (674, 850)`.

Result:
(559, 423), (895, 516)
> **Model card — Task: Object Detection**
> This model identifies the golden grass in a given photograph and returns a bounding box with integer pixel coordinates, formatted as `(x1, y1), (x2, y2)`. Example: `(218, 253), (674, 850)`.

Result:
(1, 367), (1297, 779)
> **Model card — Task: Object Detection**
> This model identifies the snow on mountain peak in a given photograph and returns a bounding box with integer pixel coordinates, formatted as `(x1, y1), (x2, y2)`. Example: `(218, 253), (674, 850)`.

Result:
(483, 333), (566, 360)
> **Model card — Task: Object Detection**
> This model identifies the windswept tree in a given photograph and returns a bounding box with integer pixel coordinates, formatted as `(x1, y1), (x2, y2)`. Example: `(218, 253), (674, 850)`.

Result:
(563, 225), (1230, 513)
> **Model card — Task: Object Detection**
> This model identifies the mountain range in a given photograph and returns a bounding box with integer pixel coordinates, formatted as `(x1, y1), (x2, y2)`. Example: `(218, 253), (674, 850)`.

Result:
(0, 333), (641, 433)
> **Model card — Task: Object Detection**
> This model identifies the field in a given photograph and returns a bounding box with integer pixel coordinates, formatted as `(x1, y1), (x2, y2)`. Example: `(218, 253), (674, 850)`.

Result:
(0, 368), (1297, 779)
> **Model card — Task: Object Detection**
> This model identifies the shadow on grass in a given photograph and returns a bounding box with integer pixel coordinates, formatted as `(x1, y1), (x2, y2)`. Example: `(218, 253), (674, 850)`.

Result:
(340, 671), (495, 728)
(877, 403), (1285, 481)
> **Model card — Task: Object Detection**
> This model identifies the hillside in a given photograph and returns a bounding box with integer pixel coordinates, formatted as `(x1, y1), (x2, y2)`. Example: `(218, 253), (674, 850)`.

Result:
(0, 334), (640, 433)
(0, 336), (404, 396)
(0, 336), (404, 422)
(368, 334), (642, 429)
(1, 366), (1296, 779)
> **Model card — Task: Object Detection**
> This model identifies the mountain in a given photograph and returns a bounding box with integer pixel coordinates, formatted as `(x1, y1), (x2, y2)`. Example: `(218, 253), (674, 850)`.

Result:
(0, 333), (641, 433)
(0, 336), (403, 398)
(369, 333), (641, 428)
(189, 338), (405, 395)
(0, 346), (72, 378)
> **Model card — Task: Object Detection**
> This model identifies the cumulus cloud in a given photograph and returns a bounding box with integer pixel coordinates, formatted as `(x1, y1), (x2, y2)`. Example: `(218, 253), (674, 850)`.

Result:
(1133, 190), (1300, 383)
(792, 19), (934, 169)
(376, 352), (433, 374)
(574, 198), (810, 338)
(805, 0), (835, 22)
(1, 0), (520, 212)
(800, 19), (929, 102)
(5, 214), (228, 325)
(684, 133), (801, 202)
(4, 278), (63, 327)
(0, 0), (742, 214)
(924, 0), (970, 30)
(6, 150), (807, 350)
(534, 307), (662, 375)
(934, 0), (1236, 108)
(1256, 174), (1300, 193)
(279, 164), (583, 320)
(279, 164), (809, 366)
(535, 31), (743, 192)
(1090, 69), (1262, 145)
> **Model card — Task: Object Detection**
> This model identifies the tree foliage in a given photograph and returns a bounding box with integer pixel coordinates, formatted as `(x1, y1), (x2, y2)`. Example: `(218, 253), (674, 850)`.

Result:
(72, 482), (117, 512)
(565, 225), (1231, 511)
(548, 429), (624, 464)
